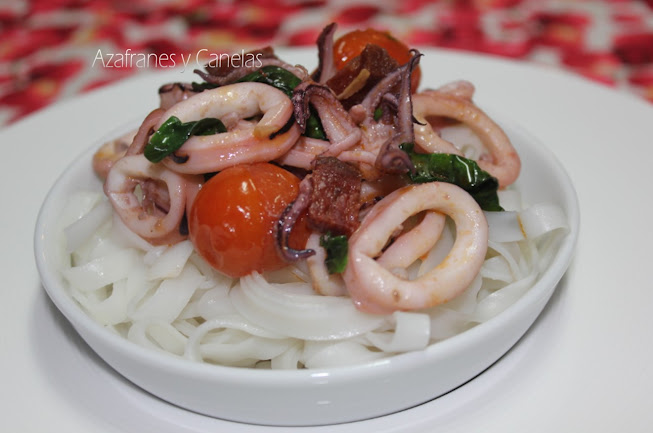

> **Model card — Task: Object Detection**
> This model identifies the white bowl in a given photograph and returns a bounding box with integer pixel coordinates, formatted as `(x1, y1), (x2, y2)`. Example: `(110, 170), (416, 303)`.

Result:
(34, 118), (579, 426)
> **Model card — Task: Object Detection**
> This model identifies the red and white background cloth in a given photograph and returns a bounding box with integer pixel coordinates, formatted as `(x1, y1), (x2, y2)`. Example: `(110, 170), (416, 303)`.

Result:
(2, 0), (653, 127)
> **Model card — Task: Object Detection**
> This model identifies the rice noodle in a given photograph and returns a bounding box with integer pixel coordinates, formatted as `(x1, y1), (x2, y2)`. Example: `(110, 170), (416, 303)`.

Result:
(57, 189), (568, 369)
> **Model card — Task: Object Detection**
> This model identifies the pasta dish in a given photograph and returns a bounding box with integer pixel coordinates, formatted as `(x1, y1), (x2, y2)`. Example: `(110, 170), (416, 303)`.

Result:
(56, 24), (568, 369)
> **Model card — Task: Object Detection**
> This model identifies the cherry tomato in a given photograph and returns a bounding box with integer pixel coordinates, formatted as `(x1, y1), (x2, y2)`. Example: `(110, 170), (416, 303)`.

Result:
(189, 163), (310, 278)
(333, 28), (421, 91)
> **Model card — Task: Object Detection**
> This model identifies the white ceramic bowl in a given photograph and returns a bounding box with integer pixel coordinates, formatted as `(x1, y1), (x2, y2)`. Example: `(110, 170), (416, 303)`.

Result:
(34, 118), (579, 426)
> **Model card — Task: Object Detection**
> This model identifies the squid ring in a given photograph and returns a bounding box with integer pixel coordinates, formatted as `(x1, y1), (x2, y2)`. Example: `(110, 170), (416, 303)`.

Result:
(343, 182), (488, 314)
(412, 91), (521, 187)
(158, 82), (301, 174)
(376, 210), (446, 270)
(104, 154), (201, 245)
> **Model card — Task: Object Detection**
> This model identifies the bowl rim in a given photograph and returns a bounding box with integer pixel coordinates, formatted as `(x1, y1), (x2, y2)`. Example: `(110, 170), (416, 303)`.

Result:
(33, 115), (580, 386)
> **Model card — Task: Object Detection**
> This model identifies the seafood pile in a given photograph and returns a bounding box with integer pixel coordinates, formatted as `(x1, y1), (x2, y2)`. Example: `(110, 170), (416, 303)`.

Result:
(92, 24), (521, 314)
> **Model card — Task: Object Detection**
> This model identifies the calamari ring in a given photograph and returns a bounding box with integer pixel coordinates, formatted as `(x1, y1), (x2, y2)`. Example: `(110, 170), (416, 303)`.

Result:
(412, 90), (521, 187)
(126, 108), (165, 156)
(428, 80), (476, 100)
(104, 154), (202, 246)
(92, 129), (136, 180)
(158, 82), (301, 174)
(376, 210), (446, 270)
(343, 182), (488, 314)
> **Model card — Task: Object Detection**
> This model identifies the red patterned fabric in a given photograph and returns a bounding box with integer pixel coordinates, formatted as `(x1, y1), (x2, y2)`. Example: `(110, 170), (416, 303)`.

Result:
(1, 0), (652, 126)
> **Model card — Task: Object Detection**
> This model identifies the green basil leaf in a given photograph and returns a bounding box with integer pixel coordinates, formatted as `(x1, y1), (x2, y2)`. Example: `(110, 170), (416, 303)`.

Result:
(237, 65), (302, 97)
(188, 117), (228, 136)
(145, 116), (227, 163)
(319, 232), (349, 274)
(373, 106), (384, 121)
(304, 107), (327, 140)
(400, 142), (503, 211)
(191, 81), (218, 92)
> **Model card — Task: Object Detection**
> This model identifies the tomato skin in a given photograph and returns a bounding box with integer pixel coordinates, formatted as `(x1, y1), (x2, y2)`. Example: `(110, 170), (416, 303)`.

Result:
(333, 28), (421, 91)
(189, 163), (310, 278)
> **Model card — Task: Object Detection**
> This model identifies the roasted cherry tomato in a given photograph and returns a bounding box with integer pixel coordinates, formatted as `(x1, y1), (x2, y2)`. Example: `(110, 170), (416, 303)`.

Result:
(189, 163), (310, 278)
(333, 28), (421, 90)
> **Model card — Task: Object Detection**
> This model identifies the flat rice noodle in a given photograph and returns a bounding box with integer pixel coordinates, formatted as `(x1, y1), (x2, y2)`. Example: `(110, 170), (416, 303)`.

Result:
(441, 273), (483, 314)
(57, 185), (570, 369)
(184, 315), (287, 362)
(429, 307), (476, 340)
(365, 311), (431, 352)
(270, 342), (303, 369)
(143, 245), (167, 266)
(73, 278), (131, 325)
(172, 318), (201, 336)
(75, 221), (125, 265)
(487, 240), (523, 281)
(301, 340), (386, 368)
(110, 212), (155, 252)
(231, 272), (386, 340)
(262, 263), (311, 285)
(485, 211), (525, 243)
(62, 248), (141, 292)
(129, 263), (204, 323)
(474, 272), (538, 321)
(59, 191), (103, 229)
(480, 256), (514, 283)
(199, 335), (296, 366)
(497, 189), (523, 212)
(147, 240), (194, 280)
(64, 199), (112, 253)
(125, 266), (157, 317)
(535, 230), (565, 271)
(127, 319), (188, 355)
(188, 252), (234, 289)
(519, 203), (568, 239)
(193, 285), (236, 319)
